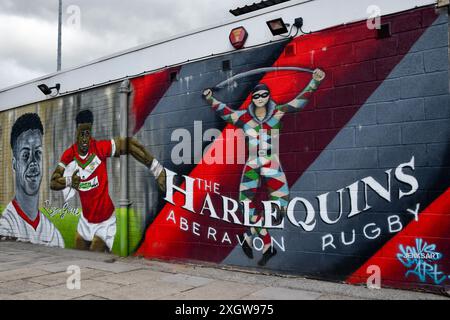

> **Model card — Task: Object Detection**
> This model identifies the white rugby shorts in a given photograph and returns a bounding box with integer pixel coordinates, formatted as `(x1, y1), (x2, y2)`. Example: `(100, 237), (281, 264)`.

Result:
(77, 213), (116, 250)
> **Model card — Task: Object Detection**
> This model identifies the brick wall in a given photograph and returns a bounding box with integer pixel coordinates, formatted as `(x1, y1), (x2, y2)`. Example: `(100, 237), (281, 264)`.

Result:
(0, 5), (448, 292)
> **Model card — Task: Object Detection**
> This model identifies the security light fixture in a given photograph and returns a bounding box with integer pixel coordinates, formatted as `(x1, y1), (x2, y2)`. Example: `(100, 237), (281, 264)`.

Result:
(437, 0), (450, 8)
(38, 83), (60, 96)
(267, 18), (289, 36)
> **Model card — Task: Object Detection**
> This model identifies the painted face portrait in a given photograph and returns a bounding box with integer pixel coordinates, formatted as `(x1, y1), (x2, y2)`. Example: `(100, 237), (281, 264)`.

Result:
(76, 123), (92, 156)
(13, 129), (43, 197)
(252, 90), (270, 108)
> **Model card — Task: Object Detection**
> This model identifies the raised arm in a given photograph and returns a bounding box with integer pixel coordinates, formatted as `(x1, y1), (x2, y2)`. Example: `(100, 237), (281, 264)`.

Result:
(203, 89), (246, 127)
(113, 137), (166, 192)
(278, 68), (326, 113)
(113, 137), (153, 166)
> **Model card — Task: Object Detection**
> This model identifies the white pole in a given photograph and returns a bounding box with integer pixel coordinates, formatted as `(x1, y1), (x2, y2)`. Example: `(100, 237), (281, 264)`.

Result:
(57, 0), (62, 71)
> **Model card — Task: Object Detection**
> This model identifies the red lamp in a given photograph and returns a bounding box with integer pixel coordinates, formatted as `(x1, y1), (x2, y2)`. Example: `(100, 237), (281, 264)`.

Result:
(229, 26), (248, 49)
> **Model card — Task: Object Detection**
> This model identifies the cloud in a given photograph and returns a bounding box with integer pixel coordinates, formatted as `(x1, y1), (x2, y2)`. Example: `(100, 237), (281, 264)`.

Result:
(0, 59), (43, 89)
(0, 0), (249, 89)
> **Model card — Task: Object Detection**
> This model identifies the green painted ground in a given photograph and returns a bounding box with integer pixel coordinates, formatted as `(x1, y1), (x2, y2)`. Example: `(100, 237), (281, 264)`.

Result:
(41, 207), (81, 249)
(1, 203), (143, 255)
(112, 208), (143, 255)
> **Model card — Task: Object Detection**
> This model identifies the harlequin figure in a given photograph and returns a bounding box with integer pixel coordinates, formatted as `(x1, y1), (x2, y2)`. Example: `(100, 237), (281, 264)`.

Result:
(203, 68), (325, 266)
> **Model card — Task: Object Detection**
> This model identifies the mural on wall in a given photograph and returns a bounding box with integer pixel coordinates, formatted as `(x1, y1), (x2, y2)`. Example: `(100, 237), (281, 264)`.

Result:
(133, 6), (449, 292)
(49, 109), (165, 252)
(0, 113), (64, 247)
(0, 5), (448, 293)
(202, 68), (325, 266)
(0, 100), (166, 255)
(397, 238), (448, 285)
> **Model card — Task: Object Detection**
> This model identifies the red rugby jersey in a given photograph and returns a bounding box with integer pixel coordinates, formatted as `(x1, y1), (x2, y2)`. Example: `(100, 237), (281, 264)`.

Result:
(60, 139), (116, 223)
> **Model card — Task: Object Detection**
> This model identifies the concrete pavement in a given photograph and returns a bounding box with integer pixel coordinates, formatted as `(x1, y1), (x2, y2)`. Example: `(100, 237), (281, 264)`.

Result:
(0, 241), (447, 300)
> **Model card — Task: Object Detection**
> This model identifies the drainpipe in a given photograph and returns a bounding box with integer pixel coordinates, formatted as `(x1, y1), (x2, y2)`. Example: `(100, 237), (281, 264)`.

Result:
(118, 79), (131, 257)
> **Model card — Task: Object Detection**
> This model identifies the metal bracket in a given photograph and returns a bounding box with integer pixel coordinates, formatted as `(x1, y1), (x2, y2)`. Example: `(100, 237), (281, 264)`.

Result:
(437, 0), (449, 8)
(119, 79), (131, 94)
(119, 199), (132, 207)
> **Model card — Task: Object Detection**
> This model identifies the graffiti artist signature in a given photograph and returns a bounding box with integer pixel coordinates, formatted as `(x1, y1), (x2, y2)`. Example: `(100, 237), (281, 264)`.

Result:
(397, 238), (449, 285)
(44, 200), (81, 219)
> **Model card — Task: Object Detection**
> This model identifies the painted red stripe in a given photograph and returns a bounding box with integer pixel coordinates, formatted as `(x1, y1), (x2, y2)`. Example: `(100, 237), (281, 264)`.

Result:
(131, 66), (181, 134)
(137, 7), (439, 263)
(347, 188), (450, 290)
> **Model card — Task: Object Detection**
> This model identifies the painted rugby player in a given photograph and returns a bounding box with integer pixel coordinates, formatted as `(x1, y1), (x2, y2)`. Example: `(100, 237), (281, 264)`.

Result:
(50, 110), (165, 252)
(0, 113), (64, 247)
(203, 68), (325, 266)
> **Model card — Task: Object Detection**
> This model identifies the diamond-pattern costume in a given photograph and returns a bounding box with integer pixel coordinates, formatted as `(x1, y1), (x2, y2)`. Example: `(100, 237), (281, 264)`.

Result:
(207, 74), (323, 246)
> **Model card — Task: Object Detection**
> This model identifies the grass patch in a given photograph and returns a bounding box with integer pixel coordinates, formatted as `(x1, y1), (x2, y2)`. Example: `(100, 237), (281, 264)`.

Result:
(2, 203), (143, 255)
(111, 207), (143, 256)
(41, 207), (81, 249)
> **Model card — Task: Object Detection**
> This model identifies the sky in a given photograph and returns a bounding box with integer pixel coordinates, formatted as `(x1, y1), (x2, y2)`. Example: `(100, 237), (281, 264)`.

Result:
(0, 0), (256, 89)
